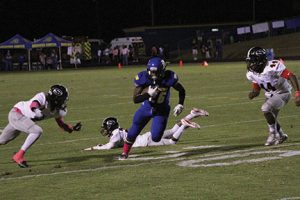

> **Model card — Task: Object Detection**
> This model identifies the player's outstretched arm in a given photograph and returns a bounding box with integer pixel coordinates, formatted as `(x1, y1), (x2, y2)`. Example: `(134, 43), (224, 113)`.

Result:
(55, 117), (82, 133)
(83, 142), (116, 150)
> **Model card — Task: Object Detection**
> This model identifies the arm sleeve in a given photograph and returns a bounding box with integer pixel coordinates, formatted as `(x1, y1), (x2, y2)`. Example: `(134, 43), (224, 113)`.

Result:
(55, 117), (73, 133)
(280, 69), (294, 79)
(172, 82), (185, 105)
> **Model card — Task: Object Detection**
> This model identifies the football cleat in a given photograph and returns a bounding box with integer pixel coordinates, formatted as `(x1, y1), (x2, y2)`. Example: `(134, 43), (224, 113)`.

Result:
(181, 119), (201, 129)
(118, 153), (128, 160)
(264, 132), (276, 146)
(12, 155), (29, 168)
(275, 133), (288, 145)
(190, 108), (209, 118)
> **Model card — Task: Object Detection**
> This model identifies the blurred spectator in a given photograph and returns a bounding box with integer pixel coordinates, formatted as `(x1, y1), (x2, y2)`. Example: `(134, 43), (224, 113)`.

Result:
(215, 40), (223, 60)
(103, 47), (110, 64)
(4, 50), (13, 71)
(122, 45), (129, 66)
(39, 52), (46, 70)
(158, 45), (164, 58)
(151, 45), (158, 57)
(97, 48), (102, 64)
(201, 44), (206, 59)
(128, 45), (133, 63)
(71, 47), (81, 69)
(18, 54), (25, 70)
(192, 45), (198, 61)
(132, 43), (139, 63)
(112, 46), (119, 65)
(50, 49), (58, 70)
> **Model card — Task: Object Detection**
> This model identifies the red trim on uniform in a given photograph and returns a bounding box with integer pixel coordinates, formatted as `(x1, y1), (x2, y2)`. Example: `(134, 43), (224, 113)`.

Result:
(13, 107), (23, 115)
(280, 69), (294, 79)
(295, 91), (300, 97)
(123, 143), (132, 155)
(252, 83), (261, 91)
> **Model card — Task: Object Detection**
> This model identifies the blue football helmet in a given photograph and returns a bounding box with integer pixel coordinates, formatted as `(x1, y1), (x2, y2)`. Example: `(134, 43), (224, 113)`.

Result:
(147, 57), (166, 81)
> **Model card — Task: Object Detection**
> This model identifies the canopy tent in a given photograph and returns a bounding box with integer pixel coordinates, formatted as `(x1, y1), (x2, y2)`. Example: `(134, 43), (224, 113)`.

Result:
(32, 33), (72, 69)
(0, 34), (32, 70)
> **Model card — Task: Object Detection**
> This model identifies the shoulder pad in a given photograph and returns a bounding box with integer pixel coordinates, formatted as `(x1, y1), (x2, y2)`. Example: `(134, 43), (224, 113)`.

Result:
(134, 71), (150, 86)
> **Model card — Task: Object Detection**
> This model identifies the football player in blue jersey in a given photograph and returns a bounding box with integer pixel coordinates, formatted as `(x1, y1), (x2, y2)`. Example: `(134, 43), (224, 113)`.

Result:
(119, 57), (186, 160)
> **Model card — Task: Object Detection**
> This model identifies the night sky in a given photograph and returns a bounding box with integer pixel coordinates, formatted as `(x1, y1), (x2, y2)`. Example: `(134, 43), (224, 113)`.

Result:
(0, 0), (299, 43)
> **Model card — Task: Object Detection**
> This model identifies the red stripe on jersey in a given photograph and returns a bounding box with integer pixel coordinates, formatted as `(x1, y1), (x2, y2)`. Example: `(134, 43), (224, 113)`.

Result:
(281, 69), (294, 79)
(252, 83), (261, 91)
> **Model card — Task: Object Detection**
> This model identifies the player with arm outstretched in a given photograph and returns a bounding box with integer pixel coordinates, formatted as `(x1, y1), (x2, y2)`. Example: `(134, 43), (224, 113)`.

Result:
(83, 108), (208, 151)
(0, 84), (82, 168)
(246, 47), (300, 146)
(119, 57), (186, 160)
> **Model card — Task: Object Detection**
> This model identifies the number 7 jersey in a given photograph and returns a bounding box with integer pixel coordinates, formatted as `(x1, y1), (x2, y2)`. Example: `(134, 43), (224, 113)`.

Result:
(246, 60), (292, 96)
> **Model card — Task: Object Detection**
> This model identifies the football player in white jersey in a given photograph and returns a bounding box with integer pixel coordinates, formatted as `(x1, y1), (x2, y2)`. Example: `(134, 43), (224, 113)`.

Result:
(83, 108), (209, 151)
(0, 84), (82, 168)
(246, 47), (300, 146)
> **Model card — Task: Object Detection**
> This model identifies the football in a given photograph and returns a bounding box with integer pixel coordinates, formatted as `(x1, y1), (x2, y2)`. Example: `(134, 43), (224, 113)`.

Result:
(141, 86), (149, 94)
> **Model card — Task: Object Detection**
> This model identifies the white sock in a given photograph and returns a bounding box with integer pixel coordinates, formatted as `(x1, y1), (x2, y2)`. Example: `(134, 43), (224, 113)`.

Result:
(172, 125), (186, 140)
(21, 133), (41, 151)
(168, 139), (176, 144)
(162, 124), (180, 138)
(184, 113), (194, 120)
(268, 124), (276, 133)
(171, 124), (180, 132)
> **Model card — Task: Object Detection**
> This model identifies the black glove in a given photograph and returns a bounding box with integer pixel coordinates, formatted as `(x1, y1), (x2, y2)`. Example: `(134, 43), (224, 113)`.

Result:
(73, 122), (82, 131)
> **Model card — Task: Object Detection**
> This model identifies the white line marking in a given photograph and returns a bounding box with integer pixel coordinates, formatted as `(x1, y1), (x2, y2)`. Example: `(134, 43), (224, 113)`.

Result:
(1, 143), (300, 181)
(177, 150), (300, 168)
(183, 145), (224, 150)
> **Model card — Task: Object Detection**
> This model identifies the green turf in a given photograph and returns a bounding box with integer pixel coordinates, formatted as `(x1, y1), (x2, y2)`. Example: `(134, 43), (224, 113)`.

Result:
(0, 62), (300, 200)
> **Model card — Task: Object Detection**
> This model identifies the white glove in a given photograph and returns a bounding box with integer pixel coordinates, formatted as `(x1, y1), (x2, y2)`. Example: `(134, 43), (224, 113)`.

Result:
(34, 109), (43, 118)
(173, 104), (184, 117)
(147, 86), (158, 96)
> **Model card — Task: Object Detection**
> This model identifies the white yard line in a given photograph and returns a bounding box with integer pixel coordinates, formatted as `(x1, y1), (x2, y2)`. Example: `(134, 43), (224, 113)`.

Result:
(1, 143), (300, 181)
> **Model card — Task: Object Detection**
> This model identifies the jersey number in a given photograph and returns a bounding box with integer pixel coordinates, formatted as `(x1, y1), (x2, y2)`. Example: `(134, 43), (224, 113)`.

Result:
(260, 82), (276, 92)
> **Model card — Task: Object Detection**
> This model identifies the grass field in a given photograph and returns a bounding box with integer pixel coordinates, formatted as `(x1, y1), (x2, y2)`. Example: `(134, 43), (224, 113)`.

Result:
(0, 61), (300, 200)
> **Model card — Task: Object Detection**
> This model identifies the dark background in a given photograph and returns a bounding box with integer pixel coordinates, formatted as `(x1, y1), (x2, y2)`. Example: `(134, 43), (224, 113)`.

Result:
(0, 0), (299, 43)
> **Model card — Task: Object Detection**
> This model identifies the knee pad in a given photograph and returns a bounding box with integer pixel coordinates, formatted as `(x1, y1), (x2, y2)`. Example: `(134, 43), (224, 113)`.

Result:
(28, 125), (43, 136)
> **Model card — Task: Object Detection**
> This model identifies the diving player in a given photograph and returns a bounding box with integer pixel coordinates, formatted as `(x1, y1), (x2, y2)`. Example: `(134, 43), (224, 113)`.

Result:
(84, 108), (208, 150)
